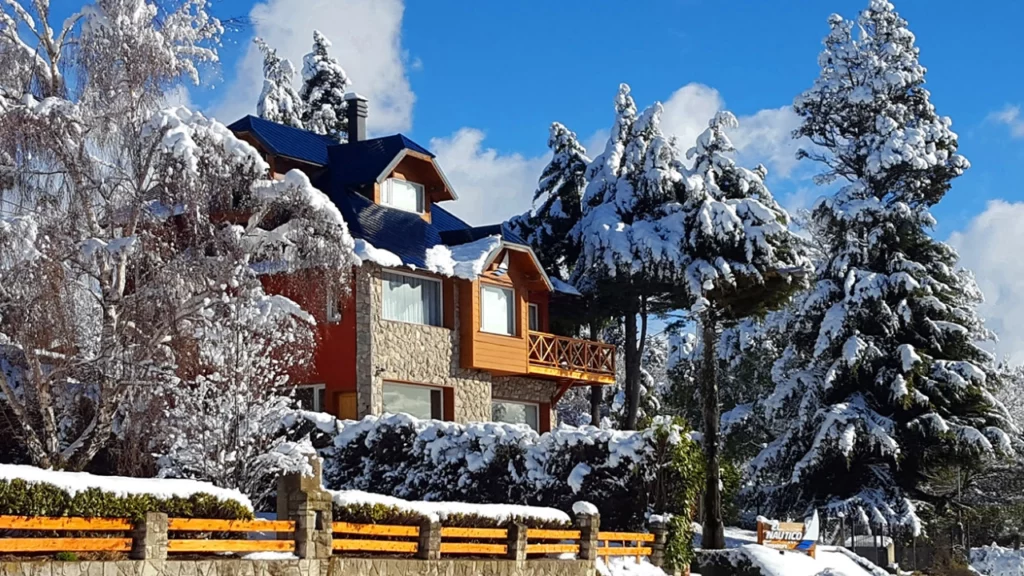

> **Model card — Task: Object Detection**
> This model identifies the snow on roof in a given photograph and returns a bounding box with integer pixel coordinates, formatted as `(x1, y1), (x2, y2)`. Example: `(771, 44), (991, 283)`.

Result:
(551, 277), (582, 296)
(0, 464), (253, 510)
(354, 238), (403, 268)
(424, 235), (502, 279)
(329, 489), (570, 525)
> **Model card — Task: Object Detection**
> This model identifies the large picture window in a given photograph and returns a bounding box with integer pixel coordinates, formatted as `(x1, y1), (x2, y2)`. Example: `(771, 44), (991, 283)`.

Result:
(383, 382), (443, 420)
(481, 285), (515, 336)
(382, 178), (425, 213)
(382, 271), (441, 326)
(492, 400), (539, 431)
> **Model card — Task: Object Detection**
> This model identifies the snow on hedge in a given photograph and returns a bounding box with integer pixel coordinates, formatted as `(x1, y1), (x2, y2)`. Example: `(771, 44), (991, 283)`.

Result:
(0, 464), (253, 511)
(330, 489), (570, 525)
(972, 544), (1024, 576)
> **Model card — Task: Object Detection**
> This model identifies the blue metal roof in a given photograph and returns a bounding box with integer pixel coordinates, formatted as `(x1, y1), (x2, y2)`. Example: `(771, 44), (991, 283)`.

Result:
(228, 116), (337, 165)
(228, 116), (536, 274)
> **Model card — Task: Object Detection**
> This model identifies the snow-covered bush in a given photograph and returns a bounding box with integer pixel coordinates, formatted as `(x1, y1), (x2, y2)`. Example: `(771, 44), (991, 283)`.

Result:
(322, 414), (702, 563)
(0, 464), (252, 520)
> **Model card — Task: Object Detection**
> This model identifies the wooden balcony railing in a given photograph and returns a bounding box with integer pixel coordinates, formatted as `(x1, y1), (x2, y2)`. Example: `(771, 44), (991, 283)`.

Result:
(527, 331), (616, 383)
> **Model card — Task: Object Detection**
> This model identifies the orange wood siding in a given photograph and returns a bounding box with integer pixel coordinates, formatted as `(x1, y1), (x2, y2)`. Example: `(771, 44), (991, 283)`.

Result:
(528, 291), (550, 332)
(260, 270), (357, 418)
(459, 250), (535, 375)
(384, 156), (449, 223)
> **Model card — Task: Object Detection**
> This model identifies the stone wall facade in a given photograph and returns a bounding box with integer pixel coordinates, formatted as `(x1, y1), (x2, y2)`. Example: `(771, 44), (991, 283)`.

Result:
(356, 265), (554, 425)
(0, 558), (598, 576)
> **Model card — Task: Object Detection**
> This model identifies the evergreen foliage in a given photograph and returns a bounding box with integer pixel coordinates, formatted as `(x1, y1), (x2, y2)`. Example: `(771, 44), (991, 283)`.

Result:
(255, 37), (304, 128)
(749, 0), (1015, 533)
(300, 30), (351, 141)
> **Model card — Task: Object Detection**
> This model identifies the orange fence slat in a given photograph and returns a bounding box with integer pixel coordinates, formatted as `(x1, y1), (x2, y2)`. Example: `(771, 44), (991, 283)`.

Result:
(167, 539), (295, 553)
(0, 538), (132, 552)
(597, 532), (655, 542)
(332, 539), (419, 553)
(597, 546), (652, 557)
(167, 518), (295, 532)
(439, 527), (507, 539)
(0, 515), (133, 531)
(526, 543), (580, 554)
(440, 542), (508, 555)
(332, 522), (419, 537)
(526, 529), (581, 540)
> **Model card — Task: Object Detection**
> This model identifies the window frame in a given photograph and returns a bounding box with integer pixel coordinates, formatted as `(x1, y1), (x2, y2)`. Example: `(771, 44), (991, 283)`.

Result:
(380, 269), (444, 327)
(480, 283), (516, 336)
(382, 381), (445, 420)
(528, 303), (539, 332)
(294, 383), (327, 412)
(491, 398), (541, 431)
(382, 178), (426, 214)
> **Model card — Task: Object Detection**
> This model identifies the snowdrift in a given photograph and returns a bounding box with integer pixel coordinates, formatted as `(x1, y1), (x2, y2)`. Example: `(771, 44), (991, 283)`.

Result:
(972, 544), (1024, 576)
(694, 544), (887, 576)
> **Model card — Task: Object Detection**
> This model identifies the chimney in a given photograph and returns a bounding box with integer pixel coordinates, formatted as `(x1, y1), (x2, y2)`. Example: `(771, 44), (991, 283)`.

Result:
(344, 92), (368, 143)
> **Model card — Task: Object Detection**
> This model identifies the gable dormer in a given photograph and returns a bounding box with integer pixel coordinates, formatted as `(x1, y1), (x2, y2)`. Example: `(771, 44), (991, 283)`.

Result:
(327, 135), (455, 223)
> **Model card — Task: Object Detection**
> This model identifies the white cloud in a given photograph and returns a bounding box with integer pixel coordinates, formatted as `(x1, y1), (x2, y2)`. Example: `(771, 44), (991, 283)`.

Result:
(659, 83), (804, 178)
(211, 0), (414, 134)
(429, 128), (549, 226)
(948, 200), (1024, 365)
(990, 105), (1024, 138)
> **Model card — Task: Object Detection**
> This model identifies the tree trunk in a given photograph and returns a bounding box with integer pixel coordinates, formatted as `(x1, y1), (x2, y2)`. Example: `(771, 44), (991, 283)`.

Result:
(700, 308), (726, 549)
(623, 309), (642, 430)
(588, 321), (603, 426)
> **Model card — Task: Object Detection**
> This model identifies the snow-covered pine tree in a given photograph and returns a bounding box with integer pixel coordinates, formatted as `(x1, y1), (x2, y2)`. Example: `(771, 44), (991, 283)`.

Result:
(575, 84), (684, 430)
(750, 0), (1014, 533)
(255, 37), (304, 128)
(299, 30), (351, 141)
(673, 111), (808, 548)
(508, 122), (590, 281)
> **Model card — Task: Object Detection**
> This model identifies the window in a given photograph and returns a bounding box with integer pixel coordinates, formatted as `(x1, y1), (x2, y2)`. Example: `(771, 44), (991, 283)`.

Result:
(383, 382), (443, 420)
(528, 303), (539, 332)
(382, 178), (425, 213)
(294, 384), (326, 412)
(382, 271), (442, 326)
(481, 285), (515, 336)
(326, 286), (342, 324)
(492, 400), (540, 431)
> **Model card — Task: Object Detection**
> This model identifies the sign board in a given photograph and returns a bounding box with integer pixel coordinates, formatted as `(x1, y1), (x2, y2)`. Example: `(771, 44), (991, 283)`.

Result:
(756, 511), (819, 558)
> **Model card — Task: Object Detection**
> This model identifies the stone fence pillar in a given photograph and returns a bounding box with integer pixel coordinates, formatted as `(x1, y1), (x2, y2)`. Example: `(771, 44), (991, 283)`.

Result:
(575, 509), (601, 564)
(507, 522), (528, 561)
(649, 518), (668, 567)
(130, 512), (168, 560)
(277, 455), (334, 559)
(416, 518), (441, 560)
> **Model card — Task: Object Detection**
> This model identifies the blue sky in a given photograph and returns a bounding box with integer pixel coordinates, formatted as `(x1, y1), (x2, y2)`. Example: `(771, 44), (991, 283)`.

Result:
(174, 0), (1024, 359)
(180, 0), (1024, 237)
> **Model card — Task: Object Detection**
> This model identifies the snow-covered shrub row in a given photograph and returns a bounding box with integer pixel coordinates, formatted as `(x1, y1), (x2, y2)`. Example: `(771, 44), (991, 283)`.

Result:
(0, 464), (252, 520)
(972, 544), (1024, 576)
(331, 489), (570, 529)
(316, 413), (702, 566)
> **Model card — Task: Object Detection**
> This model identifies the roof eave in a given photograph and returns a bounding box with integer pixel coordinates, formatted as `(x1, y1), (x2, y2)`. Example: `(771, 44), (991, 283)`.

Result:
(487, 241), (553, 292)
(374, 149), (459, 202)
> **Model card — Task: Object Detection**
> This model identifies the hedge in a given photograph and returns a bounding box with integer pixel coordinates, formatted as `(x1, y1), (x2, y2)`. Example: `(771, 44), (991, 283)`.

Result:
(312, 414), (702, 567)
(0, 478), (253, 521)
(332, 502), (569, 530)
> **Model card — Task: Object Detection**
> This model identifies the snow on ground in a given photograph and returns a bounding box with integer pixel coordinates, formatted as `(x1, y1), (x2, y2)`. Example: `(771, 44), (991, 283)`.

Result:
(971, 544), (1024, 576)
(329, 489), (570, 525)
(0, 464), (253, 510)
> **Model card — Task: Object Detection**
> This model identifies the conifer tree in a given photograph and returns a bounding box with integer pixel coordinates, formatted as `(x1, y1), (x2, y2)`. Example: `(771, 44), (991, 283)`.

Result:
(575, 84), (683, 430)
(672, 111), (808, 548)
(750, 0), (1014, 532)
(255, 37), (304, 128)
(508, 122), (590, 281)
(300, 30), (351, 141)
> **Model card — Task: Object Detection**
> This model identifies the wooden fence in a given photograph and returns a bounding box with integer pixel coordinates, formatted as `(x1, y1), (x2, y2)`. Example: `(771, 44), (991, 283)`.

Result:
(0, 514), (661, 563)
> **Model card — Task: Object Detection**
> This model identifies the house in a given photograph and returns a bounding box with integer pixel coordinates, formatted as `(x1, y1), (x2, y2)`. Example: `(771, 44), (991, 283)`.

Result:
(227, 94), (615, 432)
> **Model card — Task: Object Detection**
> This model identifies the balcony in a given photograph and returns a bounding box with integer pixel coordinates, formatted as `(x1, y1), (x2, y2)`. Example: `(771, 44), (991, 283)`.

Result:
(527, 332), (617, 385)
